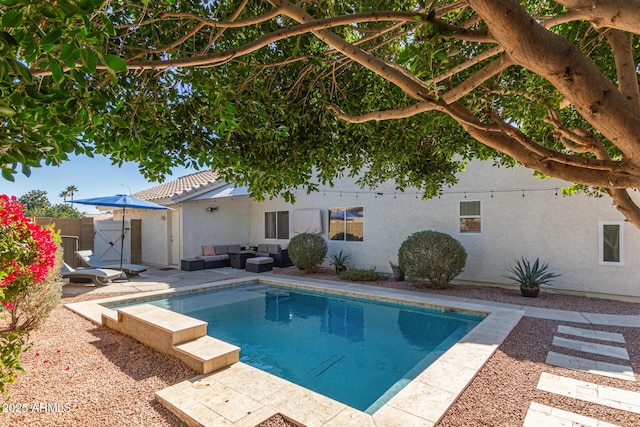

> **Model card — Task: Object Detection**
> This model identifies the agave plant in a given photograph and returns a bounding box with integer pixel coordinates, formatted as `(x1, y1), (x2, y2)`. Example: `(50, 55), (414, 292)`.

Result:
(328, 250), (351, 273)
(506, 257), (560, 289)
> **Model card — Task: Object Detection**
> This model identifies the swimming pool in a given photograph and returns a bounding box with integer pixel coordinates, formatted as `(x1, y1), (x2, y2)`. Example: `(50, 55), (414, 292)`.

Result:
(110, 282), (483, 413)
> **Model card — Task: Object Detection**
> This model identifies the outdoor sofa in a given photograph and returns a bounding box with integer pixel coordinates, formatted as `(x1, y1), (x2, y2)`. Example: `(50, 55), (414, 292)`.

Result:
(196, 244), (242, 268)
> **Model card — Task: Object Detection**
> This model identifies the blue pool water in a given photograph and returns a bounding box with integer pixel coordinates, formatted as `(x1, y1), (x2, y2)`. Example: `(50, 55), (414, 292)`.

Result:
(110, 283), (483, 413)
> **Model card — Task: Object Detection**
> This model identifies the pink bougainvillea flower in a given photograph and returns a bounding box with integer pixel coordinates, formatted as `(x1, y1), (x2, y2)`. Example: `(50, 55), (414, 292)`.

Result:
(65, 366), (70, 371)
(35, 352), (40, 357)
(56, 349), (61, 353)
(1, 301), (13, 309)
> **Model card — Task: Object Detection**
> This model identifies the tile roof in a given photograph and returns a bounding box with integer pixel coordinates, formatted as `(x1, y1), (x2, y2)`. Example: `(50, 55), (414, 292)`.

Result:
(132, 170), (222, 202)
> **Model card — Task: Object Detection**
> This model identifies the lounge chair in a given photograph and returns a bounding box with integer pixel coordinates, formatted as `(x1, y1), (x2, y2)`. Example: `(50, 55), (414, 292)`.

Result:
(75, 250), (147, 278)
(61, 262), (122, 286)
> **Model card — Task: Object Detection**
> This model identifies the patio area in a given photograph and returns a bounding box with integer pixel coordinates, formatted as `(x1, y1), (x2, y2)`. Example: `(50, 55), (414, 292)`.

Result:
(4, 266), (639, 426)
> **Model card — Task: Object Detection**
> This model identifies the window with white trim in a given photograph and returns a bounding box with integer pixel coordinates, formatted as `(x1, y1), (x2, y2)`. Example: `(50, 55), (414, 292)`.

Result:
(265, 211), (289, 239)
(459, 201), (481, 234)
(329, 207), (364, 241)
(599, 221), (623, 265)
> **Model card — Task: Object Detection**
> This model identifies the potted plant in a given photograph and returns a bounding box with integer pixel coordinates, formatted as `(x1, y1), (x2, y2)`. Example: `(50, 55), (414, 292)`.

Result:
(506, 257), (560, 297)
(329, 250), (351, 273)
(389, 261), (405, 281)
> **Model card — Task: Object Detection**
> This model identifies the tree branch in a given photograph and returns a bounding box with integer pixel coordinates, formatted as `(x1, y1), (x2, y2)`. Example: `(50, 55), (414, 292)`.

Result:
(554, 0), (640, 32)
(442, 53), (513, 103)
(608, 188), (640, 225)
(268, 0), (432, 101)
(544, 106), (608, 156)
(431, 45), (504, 84)
(31, 10), (427, 76)
(327, 101), (441, 123)
(468, 0), (640, 165)
(430, 17), (494, 42)
(604, 29), (640, 111)
(443, 102), (640, 186)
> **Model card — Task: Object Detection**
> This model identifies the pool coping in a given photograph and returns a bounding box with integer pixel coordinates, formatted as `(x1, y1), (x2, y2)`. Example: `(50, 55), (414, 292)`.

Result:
(65, 276), (525, 427)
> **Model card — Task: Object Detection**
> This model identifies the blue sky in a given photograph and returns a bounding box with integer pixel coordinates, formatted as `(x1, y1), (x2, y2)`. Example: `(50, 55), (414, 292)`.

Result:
(1, 154), (198, 214)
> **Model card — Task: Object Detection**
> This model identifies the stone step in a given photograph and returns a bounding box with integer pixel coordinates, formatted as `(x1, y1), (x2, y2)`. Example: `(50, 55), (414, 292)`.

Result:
(558, 325), (625, 344)
(174, 336), (240, 374)
(103, 303), (207, 354)
(545, 352), (635, 381)
(552, 336), (629, 360)
(102, 304), (239, 374)
(537, 373), (640, 414)
(524, 402), (621, 427)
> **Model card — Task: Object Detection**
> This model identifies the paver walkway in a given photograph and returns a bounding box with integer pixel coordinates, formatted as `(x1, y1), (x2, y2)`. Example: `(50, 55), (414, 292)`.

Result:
(524, 323), (638, 427)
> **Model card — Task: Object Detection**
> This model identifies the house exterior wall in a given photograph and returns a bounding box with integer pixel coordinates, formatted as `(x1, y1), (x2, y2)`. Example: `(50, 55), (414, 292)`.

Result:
(248, 160), (640, 300)
(125, 208), (170, 266)
(181, 196), (253, 259)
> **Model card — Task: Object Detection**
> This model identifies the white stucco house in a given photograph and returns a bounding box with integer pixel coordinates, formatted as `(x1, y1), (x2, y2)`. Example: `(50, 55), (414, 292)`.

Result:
(123, 160), (640, 301)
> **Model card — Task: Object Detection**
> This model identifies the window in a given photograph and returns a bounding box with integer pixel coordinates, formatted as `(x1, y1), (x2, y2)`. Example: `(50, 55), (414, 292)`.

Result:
(329, 207), (364, 241)
(599, 222), (623, 265)
(265, 211), (289, 239)
(459, 201), (481, 233)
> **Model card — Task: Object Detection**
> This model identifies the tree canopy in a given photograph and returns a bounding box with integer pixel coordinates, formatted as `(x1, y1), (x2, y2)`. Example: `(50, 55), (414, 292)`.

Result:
(1, 1), (640, 225)
(18, 190), (83, 218)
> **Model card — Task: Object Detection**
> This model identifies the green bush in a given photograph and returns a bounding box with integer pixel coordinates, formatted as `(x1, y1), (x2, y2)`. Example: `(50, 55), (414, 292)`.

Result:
(398, 230), (467, 288)
(338, 267), (386, 281)
(288, 233), (327, 271)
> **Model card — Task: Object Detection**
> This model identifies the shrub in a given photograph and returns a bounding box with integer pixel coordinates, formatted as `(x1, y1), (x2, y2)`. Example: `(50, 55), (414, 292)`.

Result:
(0, 195), (62, 398)
(288, 233), (327, 271)
(338, 267), (386, 282)
(398, 230), (467, 288)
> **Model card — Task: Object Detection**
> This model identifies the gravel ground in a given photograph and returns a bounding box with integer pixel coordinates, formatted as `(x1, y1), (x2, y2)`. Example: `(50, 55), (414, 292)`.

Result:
(5, 270), (640, 427)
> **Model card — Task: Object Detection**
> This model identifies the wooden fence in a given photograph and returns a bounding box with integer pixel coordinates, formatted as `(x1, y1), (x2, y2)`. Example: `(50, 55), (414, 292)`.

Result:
(34, 217), (142, 267)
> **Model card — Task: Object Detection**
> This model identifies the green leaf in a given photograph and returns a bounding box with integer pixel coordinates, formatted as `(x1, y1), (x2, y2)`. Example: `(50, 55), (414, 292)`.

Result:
(40, 28), (62, 47)
(80, 48), (97, 72)
(2, 10), (22, 28)
(0, 105), (16, 117)
(103, 54), (127, 72)
(50, 59), (64, 83)
(1, 168), (15, 181)
(0, 31), (18, 47)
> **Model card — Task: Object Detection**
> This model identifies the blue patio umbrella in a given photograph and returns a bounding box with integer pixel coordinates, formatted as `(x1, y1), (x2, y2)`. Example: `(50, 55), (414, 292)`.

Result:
(71, 194), (171, 273)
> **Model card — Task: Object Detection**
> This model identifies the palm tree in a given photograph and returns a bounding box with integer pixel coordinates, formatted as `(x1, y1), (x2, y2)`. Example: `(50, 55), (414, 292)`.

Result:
(66, 185), (78, 205)
(59, 190), (70, 203)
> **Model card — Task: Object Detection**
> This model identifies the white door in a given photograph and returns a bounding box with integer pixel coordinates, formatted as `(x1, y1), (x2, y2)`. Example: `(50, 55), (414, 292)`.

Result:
(169, 209), (181, 266)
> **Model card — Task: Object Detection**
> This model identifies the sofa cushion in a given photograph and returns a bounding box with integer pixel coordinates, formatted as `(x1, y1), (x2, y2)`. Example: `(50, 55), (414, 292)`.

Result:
(246, 256), (274, 265)
(214, 245), (228, 255)
(196, 254), (229, 262)
(202, 245), (216, 256)
(257, 244), (269, 254)
(228, 244), (242, 253)
(268, 244), (280, 254)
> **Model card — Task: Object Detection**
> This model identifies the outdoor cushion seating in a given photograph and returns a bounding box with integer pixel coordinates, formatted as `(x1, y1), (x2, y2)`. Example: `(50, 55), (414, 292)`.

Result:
(196, 244), (243, 268)
(61, 262), (122, 286)
(75, 250), (147, 278)
(246, 256), (274, 273)
(254, 243), (292, 268)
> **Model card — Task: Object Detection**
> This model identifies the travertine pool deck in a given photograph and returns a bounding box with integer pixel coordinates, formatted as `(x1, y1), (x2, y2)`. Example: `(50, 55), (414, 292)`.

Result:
(66, 275), (524, 426)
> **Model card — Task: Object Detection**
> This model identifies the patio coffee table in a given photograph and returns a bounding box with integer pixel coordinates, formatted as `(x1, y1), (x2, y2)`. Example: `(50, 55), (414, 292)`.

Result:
(229, 250), (256, 269)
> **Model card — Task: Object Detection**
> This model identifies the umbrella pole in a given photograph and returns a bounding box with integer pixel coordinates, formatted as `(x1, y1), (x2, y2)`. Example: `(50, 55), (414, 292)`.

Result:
(116, 206), (128, 281)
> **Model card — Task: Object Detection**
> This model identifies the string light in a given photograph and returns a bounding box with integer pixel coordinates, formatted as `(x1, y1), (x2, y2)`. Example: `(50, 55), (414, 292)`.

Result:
(292, 187), (563, 198)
